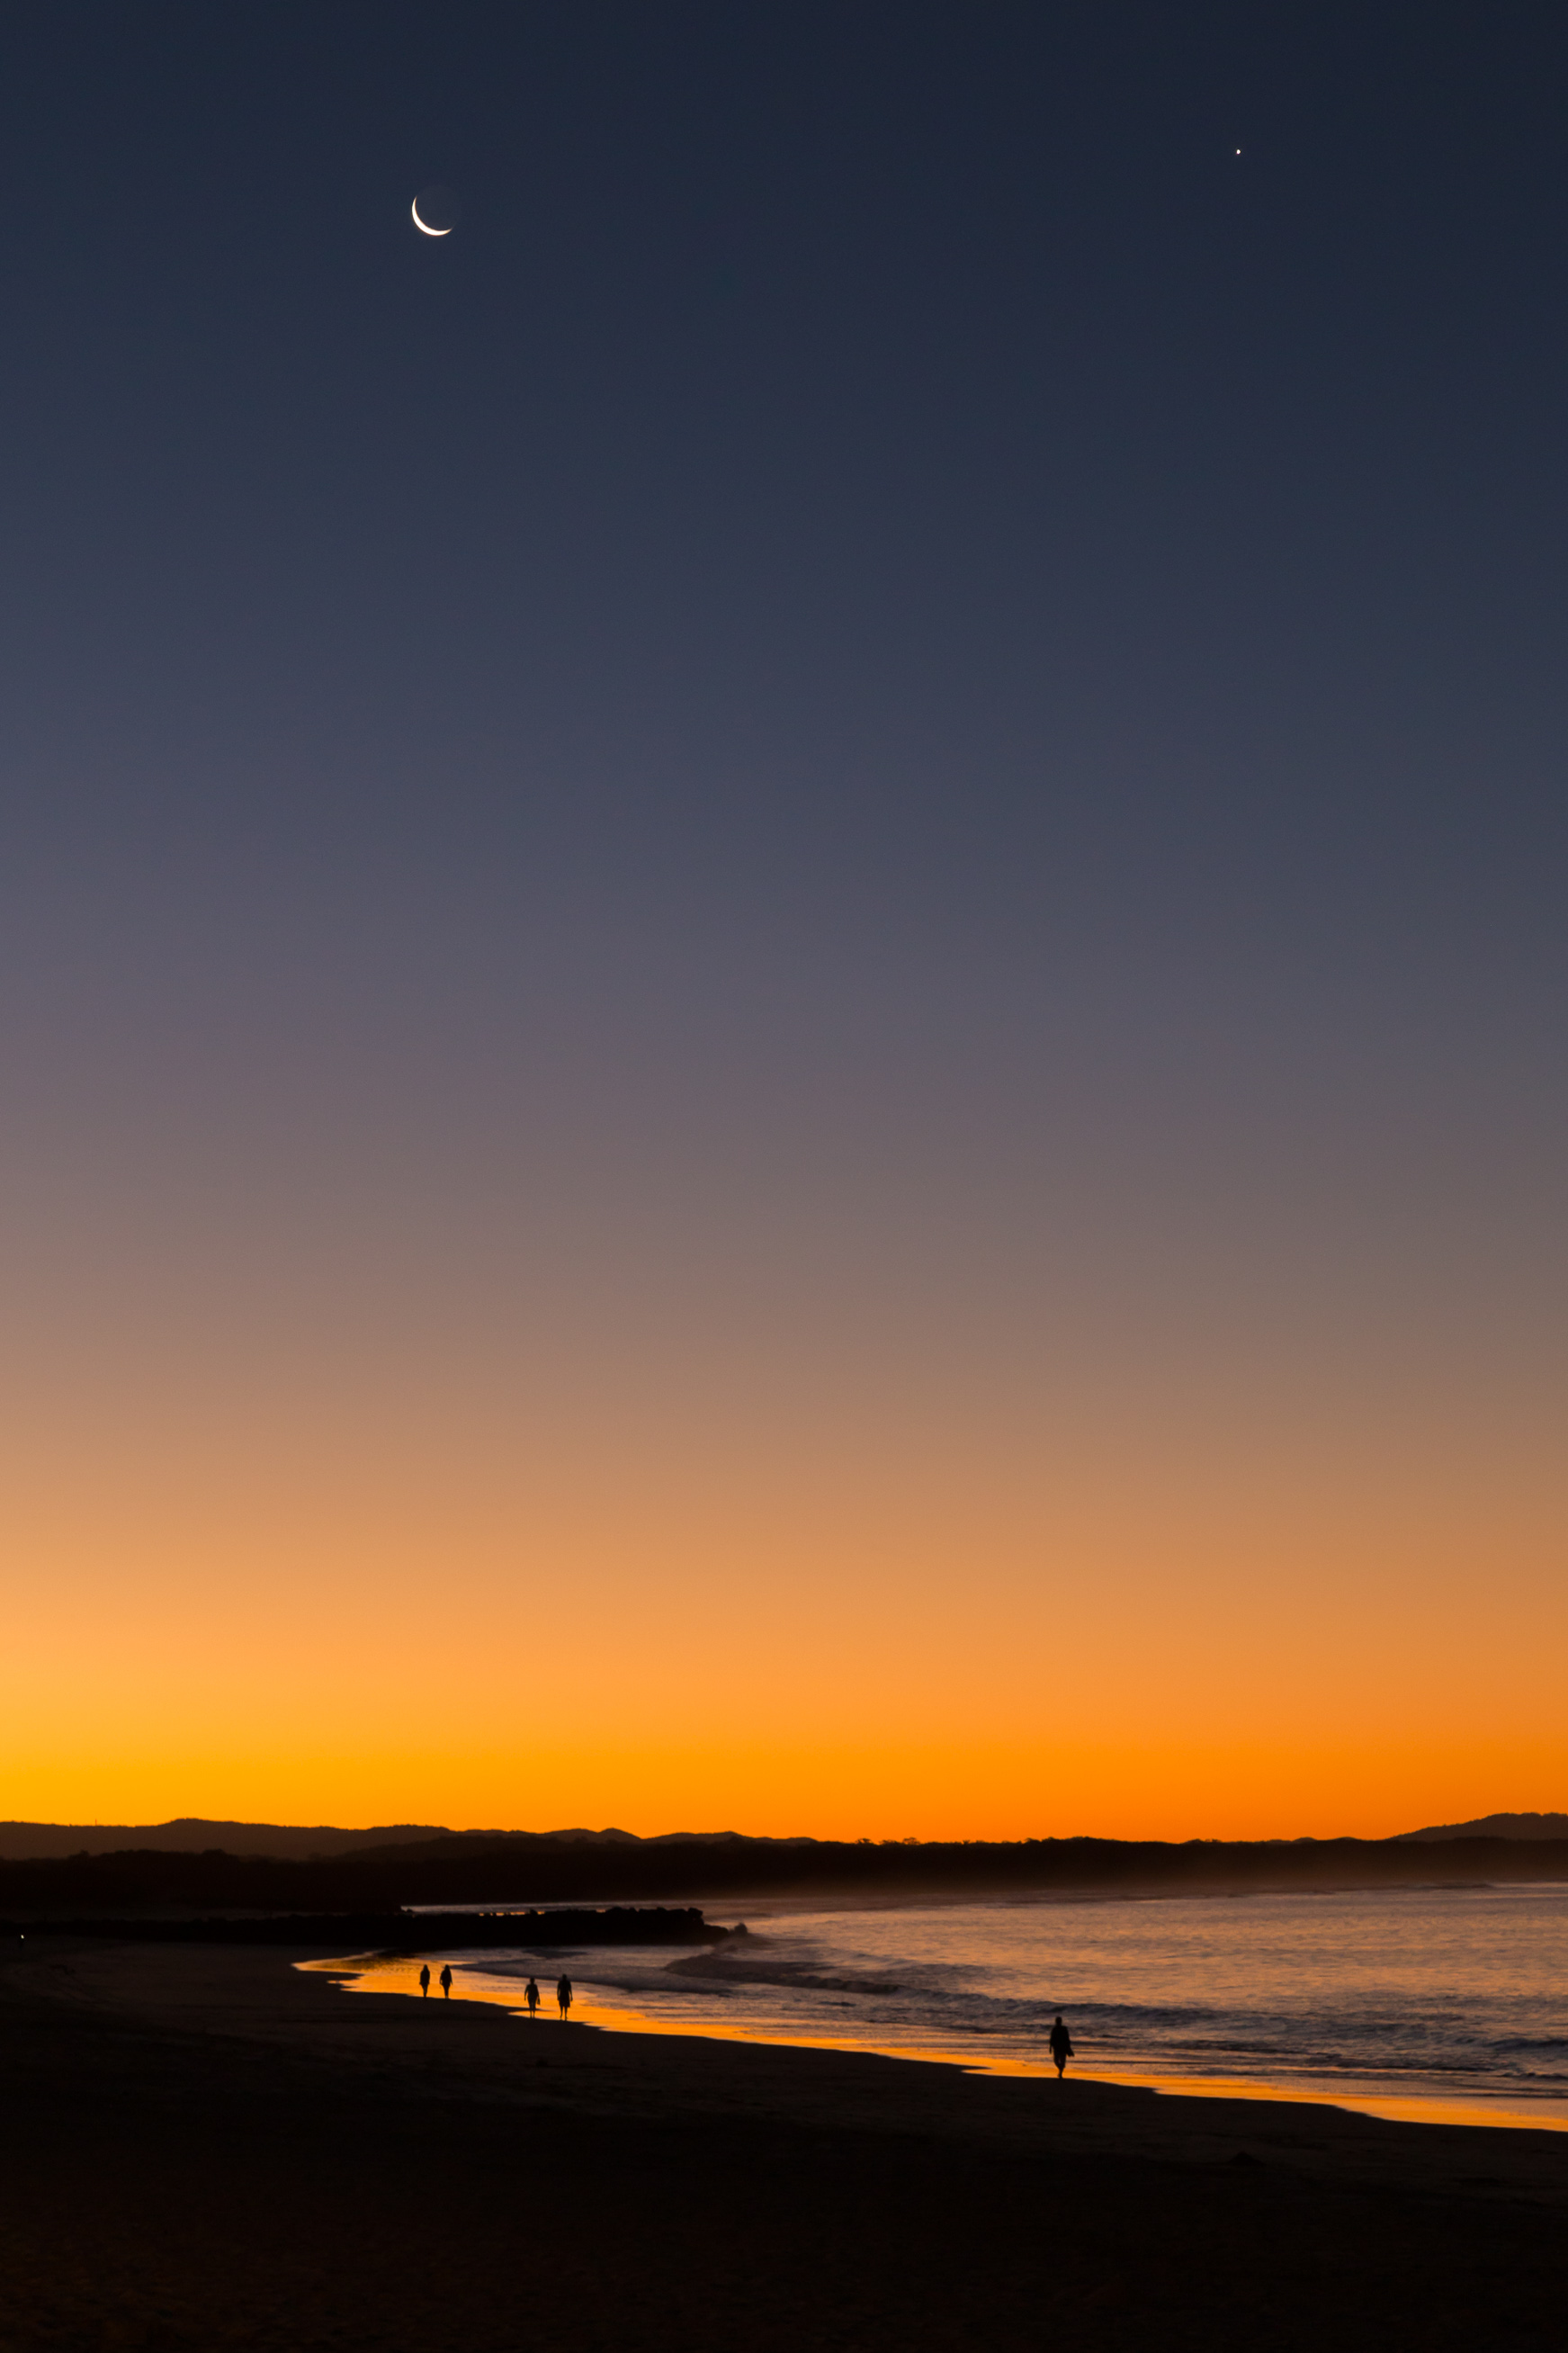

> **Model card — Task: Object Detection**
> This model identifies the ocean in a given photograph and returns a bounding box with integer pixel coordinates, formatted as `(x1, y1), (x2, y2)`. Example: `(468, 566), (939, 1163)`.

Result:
(307, 1879), (1568, 2130)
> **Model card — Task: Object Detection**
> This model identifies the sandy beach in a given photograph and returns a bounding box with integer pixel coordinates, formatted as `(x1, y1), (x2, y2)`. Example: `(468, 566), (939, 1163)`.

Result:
(3, 1935), (1564, 2350)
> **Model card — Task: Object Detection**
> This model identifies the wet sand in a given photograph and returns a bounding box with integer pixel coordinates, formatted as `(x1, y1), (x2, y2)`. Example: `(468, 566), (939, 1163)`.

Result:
(3, 1935), (1564, 2349)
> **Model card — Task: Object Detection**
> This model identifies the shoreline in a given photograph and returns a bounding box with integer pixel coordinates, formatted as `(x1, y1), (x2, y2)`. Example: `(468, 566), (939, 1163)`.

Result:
(18, 1938), (1568, 2174)
(16, 1932), (1562, 2192)
(308, 1943), (1568, 2138)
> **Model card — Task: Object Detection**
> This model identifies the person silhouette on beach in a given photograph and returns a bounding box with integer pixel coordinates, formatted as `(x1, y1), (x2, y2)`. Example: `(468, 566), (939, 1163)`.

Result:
(557, 1973), (573, 2020)
(418, 1964), (430, 1999)
(439, 1965), (452, 2000)
(1049, 2015), (1074, 2078)
(524, 1977), (540, 2018)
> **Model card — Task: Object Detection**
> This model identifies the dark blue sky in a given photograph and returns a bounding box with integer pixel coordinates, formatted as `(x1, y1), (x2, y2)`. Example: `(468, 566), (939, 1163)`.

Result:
(2, 5), (1565, 1832)
(5, 4), (1563, 1196)
(8, 3), (1567, 894)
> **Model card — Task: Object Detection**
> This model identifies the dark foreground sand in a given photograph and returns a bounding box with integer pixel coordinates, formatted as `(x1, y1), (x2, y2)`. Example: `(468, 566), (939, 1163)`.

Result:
(3, 1938), (1564, 2350)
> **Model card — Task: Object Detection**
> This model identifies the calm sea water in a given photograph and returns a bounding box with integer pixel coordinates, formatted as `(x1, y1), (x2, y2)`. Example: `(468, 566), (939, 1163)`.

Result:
(317, 1882), (1568, 2128)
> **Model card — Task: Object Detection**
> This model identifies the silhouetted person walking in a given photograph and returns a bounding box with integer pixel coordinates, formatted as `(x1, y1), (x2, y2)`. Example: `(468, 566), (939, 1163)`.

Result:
(1049, 2014), (1073, 2077)
(418, 1964), (430, 1999)
(439, 1964), (453, 2000)
(524, 1977), (540, 2018)
(557, 1973), (573, 2020)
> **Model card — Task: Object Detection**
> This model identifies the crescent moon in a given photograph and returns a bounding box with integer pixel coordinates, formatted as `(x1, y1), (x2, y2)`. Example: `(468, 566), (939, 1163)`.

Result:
(412, 198), (451, 237)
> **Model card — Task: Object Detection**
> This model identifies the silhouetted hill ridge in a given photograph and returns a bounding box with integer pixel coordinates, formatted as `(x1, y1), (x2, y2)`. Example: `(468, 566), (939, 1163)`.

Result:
(0, 1820), (841, 1864)
(4, 1829), (1568, 1917)
(0, 1821), (784, 1861)
(1397, 1810), (1568, 1841)
(0, 1819), (452, 1862)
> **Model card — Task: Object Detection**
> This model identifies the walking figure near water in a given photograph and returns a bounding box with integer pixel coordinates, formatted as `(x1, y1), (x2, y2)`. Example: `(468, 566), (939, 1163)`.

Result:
(1049, 2014), (1073, 2077)
(524, 1977), (540, 2018)
(440, 1965), (453, 2000)
(557, 1973), (573, 2020)
(418, 1964), (430, 1999)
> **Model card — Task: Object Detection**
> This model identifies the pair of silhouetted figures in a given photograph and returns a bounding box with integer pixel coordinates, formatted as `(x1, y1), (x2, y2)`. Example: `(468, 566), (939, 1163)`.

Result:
(525, 1974), (572, 2020)
(416, 1963), (574, 2019)
(1049, 2014), (1074, 2077)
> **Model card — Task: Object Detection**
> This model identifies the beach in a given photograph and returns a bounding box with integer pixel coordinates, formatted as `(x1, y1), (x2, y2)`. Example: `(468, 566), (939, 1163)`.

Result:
(374, 1880), (1568, 2127)
(4, 1935), (1564, 2350)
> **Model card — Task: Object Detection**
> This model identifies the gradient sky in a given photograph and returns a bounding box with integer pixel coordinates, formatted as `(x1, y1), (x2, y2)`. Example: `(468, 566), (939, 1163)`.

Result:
(3, 3), (1565, 1838)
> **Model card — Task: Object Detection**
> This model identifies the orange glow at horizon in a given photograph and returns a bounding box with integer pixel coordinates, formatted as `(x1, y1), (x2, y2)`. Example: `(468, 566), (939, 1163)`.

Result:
(5, 1338), (1564, 1839)
(4, 1062), (1564, 1845)
(4, 1734), (1561, 1846)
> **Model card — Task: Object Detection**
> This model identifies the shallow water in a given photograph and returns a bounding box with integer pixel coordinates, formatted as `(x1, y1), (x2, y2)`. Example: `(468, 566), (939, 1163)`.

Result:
(305, 1880), (1568, 2129)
